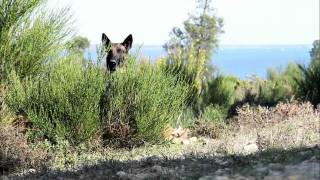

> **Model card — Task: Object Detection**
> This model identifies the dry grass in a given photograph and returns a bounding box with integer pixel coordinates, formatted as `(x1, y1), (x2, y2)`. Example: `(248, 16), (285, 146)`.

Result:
(0, 126), (48, 175)
(0, 83), (14, 125)
(184, 102), (320, 155)
(234, 101), (316, 128)
(1, 101), (319, 177)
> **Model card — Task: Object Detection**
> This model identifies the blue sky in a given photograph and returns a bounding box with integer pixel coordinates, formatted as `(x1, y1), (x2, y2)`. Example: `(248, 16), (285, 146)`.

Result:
(49, 0), (319, 45)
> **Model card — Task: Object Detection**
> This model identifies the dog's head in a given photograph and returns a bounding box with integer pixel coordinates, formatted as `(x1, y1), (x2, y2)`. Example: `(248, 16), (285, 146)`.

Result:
(102, 33), (133, 72)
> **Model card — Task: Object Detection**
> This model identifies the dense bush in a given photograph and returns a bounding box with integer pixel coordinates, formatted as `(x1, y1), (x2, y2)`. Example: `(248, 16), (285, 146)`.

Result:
(0, 0), (71, 82)
(158, 45), (207, 110)
(187, 104), (226, 139)
(204, 75), (239, 108)
(296, 40), (320, 107)
(201, 105), (227, 123)
(202, 63), (302, 118)
(0, 83), (14, 125)
(100, 58), (189, 145)
(6, 57), (105, 145)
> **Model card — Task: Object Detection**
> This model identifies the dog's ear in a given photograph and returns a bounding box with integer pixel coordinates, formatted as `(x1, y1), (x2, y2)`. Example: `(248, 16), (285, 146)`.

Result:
(122, 34), (133, 50)
(102, 33), (111, 48)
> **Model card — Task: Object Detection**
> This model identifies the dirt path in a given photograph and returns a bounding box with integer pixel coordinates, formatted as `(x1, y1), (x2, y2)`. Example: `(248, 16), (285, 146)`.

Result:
(6, 145), (319, 180)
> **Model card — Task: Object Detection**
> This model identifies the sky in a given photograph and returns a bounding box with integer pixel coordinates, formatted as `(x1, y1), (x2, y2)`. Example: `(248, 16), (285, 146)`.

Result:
(48, 0), (319, 45)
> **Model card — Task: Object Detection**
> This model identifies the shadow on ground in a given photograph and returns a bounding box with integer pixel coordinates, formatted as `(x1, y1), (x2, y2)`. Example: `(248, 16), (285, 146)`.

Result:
(8, 145), (320, 180)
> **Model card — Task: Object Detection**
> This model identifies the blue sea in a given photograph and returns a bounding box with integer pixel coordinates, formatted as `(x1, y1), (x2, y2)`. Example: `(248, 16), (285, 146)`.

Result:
(88, 45), (312, 79)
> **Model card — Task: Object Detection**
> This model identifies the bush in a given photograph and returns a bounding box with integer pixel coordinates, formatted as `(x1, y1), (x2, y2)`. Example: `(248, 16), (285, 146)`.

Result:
(0, 0), (72, 82)
(158, 45), (208, 112)
(6, 56), (105, 145)
(296, 40), (320, 106)
(0, 126), (48, 175)
(234, 101), (315, 128)
(0, 83), (14, 125)
(204, 75), (239, 108)
(201, 105), (226, 123)
(188, 105), (226, 139)
(100, 58), (189, 145)
(297, 63), (320, 107)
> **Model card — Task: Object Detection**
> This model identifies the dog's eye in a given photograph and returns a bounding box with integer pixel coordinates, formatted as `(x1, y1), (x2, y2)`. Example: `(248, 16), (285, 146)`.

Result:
(116, 48), (122, 53)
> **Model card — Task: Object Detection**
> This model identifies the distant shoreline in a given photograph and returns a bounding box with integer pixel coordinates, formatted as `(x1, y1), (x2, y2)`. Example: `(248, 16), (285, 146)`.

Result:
(87, 44), (311, 80)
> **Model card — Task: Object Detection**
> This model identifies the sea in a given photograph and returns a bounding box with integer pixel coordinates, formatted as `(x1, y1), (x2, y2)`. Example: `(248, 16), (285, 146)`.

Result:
(87, 44), (312, 79)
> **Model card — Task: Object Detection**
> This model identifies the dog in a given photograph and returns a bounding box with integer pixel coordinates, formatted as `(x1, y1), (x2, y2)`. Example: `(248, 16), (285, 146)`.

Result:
(101, 33), (133, 72)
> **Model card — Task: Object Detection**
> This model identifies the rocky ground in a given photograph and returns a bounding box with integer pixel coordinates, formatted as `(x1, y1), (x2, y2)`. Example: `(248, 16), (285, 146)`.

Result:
(2, 108), (320, 180)
(4, 145), (319, 180)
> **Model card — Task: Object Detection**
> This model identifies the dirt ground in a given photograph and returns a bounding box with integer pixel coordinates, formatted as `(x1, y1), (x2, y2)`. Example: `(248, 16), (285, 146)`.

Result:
(5, 145), (319, 180)
(2, 108), (320, 180)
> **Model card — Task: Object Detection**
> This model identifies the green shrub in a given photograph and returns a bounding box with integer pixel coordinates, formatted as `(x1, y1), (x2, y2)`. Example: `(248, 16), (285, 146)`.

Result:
(0, 0), (72, 82)
(100, 58), (189, 144)
(201, 105), (226, 123)
(158, 45), (208, 111)
(6, 56), (105, 145)
(296, 62), (320, 107)
(296, 40), (320, 107)
(263, 62), (302, 104)
(204, 75), (239, 108)
(234, 63), (301, 108)
(189, 105), (226, 139)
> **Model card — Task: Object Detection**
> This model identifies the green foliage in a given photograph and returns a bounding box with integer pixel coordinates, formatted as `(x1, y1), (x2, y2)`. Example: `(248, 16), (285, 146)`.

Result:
(296, 62), (320, 107)
(0, 0), (72, 82)
(162, 0), (223, 113)
(203, 63), (302, 119)
(204, 75), (239, 108)
(6, 57), (106, 145)
(100, 58), (189, 143)
(310, 40), (320, 66)
(251, 63), (301, 106)
(201, 105), (226, 123)
(0, 0), (42, 36)
(294, 40), (320, 106)
(159, 45), (207, 110)
(231, 63), (301, 107)
(66, 36), (90, 54)
(164, 0), (223, 61)
(190, 105), (227, 138)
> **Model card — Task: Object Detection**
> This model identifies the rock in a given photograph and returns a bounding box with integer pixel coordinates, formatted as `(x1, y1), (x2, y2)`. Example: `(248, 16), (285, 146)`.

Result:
(198, 176), (215, 180)
(181, 139), (190, 145)
(134, 173), (157, 180)
(172, 138), (183, 144)
(243, 143), (258, 154)
(116, 171), (128, 178)
(28, 168), (36, 173)
(199, 176), (231, 180)
(268, 163), (284, 171)
(189, 136), (198, 142)
(264, 175), (284, 180)
(0, 176), (9, 180)
(215, 168), (229, 175)
(151, 165), (163, 173)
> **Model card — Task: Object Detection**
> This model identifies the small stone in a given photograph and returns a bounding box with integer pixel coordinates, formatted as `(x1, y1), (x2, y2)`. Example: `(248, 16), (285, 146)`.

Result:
(269, 163), (284, 171)
(0, 176), (9, 180)
(189, 137), (198, 142)
(151, 165), (163, 173)
(264, 175), (283, 180)
(243, 143), (258, 154)
(134, 173), (156, 180)
(198, 176), (215, 180)
(28, 169), (36, 173)
(116, 171), (127, 178)
(182, 139), (190, 145)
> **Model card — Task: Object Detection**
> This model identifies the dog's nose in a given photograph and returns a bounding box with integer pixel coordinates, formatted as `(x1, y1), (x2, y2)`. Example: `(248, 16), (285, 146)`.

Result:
(110, 60), (116, 66)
